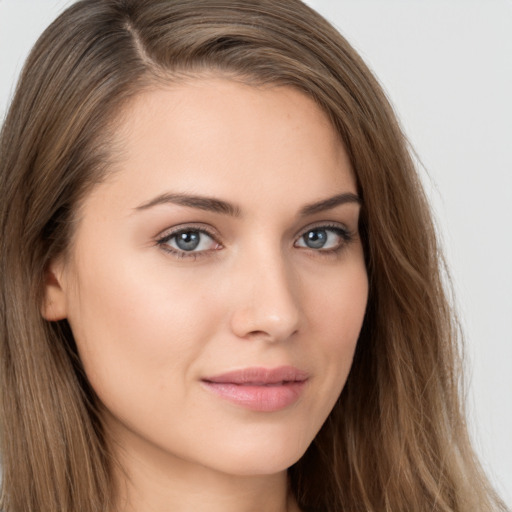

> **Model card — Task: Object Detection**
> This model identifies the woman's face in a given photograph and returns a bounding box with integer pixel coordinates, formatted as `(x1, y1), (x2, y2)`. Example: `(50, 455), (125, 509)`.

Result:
(44, 78), (368, 477)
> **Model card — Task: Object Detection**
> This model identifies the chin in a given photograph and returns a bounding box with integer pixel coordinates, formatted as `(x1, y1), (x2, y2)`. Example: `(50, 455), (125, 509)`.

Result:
(202, 431), (313, 477)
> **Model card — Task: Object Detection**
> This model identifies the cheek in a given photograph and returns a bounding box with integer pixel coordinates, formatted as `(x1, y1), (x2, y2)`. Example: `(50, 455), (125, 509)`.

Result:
(64, 250), (221, 413)
(309, 251), (368, 337)
(306, 257), (368, 391)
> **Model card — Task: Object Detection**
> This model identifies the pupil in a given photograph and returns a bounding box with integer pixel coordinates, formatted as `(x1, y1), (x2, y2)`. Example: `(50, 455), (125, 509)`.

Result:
(305, 229), (327, 249)
(176, 231), (200, 251)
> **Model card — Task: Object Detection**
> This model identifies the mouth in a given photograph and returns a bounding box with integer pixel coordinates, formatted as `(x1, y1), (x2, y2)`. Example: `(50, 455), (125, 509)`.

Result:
(201, 366), (309, 412)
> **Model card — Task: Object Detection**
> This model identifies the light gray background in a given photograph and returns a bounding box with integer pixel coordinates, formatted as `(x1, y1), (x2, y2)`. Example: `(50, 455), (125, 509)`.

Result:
(1, 0), (511, 506)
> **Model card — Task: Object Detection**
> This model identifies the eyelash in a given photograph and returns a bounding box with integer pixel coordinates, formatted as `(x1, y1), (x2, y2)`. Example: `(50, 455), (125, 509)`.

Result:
(155, 223), (354, 260)
(156, 224), (220, 261)
(295, 223), (354, 255)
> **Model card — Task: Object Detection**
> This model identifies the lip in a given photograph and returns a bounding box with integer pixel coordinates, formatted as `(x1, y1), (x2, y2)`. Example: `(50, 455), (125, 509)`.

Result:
(201, 366), (309, 412)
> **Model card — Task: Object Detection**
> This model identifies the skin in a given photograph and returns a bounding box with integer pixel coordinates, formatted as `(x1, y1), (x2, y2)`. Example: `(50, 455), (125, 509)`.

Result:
(43, 78), (368, 512)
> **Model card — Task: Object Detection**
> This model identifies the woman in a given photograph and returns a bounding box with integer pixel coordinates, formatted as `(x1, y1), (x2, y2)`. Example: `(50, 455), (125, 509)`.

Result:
(0, 0), (507, 511)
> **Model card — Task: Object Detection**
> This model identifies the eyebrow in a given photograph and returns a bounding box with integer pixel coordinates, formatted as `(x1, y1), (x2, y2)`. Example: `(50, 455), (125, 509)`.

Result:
(299, 192), (361, 216)
(134, 191), (361, 217)
(134, 193), (242, 217)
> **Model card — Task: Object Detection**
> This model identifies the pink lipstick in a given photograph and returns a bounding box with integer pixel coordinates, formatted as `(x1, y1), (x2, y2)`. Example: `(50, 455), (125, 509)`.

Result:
(201, 366), (308, 412)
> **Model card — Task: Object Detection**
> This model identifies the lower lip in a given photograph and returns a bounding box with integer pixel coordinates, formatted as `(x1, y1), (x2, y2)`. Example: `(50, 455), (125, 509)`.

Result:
(202, 381), (306, 412)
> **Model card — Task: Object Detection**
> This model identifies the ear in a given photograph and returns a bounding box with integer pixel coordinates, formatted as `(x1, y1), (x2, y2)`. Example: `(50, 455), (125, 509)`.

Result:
(41, 258), (68, 321)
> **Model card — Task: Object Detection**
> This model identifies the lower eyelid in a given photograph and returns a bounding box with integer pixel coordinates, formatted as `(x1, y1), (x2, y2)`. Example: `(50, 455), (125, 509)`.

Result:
(154, 225), (217, 255)
(156, 224), (354, 258)
(294, 228), (356, 255)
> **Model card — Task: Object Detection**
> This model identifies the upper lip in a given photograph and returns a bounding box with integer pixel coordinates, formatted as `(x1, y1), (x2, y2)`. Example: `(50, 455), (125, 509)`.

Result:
(202, 366), (309, 385)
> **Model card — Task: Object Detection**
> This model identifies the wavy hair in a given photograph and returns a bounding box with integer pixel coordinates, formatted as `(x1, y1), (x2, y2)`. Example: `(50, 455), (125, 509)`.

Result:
(0, 1), (507, 511)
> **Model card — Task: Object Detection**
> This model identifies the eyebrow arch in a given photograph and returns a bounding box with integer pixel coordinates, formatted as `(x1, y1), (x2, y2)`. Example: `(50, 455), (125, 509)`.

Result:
(299, 192), (361, 216)
(134, 192), (242, 217)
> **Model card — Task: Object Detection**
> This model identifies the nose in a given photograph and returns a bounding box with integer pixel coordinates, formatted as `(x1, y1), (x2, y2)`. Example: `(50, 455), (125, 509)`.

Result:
(229, 247), (302, 343)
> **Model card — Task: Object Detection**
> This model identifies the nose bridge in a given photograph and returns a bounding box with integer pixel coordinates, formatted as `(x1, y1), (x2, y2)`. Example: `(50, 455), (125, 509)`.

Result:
(229, 241), (301, 342)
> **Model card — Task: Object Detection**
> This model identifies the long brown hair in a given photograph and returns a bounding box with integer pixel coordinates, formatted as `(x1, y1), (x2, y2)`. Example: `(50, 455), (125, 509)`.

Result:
(0, 1), (507, 511)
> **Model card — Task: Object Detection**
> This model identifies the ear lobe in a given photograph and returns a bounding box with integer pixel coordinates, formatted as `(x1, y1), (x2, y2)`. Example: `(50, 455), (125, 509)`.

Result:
(41, 259), (68, 321)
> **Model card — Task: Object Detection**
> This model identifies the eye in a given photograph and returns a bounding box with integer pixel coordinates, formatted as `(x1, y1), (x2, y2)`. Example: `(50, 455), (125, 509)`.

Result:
(295, 225), (351, 251)
(157, 227), (221, 257)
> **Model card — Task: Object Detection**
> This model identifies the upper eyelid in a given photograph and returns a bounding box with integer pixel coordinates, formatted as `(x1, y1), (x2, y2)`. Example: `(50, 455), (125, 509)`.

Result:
(293, 221), (350, 239)
(156, 223), (219, 241)
(157, 221), (349, 237)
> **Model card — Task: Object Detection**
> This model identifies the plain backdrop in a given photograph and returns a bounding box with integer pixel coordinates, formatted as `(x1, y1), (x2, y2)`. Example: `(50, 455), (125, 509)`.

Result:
(1, 0), (511, 506)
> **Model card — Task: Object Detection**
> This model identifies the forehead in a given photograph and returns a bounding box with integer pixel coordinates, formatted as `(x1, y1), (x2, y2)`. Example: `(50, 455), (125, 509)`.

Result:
(85, 77), (355, 218)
